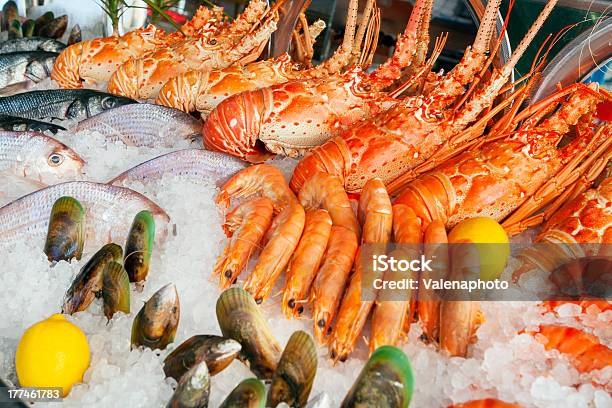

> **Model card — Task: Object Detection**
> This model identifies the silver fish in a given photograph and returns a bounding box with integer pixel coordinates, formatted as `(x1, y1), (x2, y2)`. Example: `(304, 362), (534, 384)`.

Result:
(0, 51), (57, 91)
(0, 114), (65, 133)
(108, 149), (247, 186)
(0, 37), (65, 54)
(0, 130), (83, 183)
(76, 103), (201, 148)
(0, 89), (136, 121)
(0, 181), (169, 250)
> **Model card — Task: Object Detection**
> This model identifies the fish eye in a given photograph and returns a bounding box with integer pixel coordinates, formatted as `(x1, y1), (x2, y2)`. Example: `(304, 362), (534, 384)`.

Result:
(48, 153), (64, 166)
(208, 38), (217, 45)
(102, 97), (117, 109)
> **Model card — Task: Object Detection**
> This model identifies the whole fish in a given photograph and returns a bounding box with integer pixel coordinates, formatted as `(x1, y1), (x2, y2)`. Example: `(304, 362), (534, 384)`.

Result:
(0, 51), (58, 91)
(0, 181), (170, 250)
(0, 130), (83, 183)
(75, 104), (201, 148)
(108, 149), (247, 186)
(0, 37), (65, 53)
(0, 114), (65, 133)
(0, 89), (136, 121)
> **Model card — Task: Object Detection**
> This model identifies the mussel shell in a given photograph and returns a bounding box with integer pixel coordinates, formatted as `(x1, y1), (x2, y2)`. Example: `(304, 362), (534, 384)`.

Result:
(340, 346), (414, 408)
(22, 20), (35, 38)
(34, 11), (54, 35)
(163, 335), (241, 380)
(131, 283), (180, 350)
(68, 24), (81, 45)
(166, 361), (209, 408)
(39, 15), (67, 39)
(124, 210), (155, 283)
(216, 288), (282, 379)
(267, 330), (317, 408)
(219, 378), (266, 408)
(44, 196), (85, 262)
(102, 261), (130, 321)
(62, 243), (122, 314)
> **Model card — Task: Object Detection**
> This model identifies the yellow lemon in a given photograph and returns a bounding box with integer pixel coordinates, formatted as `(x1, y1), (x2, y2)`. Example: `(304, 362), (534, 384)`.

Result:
(448, 217), (510, 281)
(15, 314), (90, 397)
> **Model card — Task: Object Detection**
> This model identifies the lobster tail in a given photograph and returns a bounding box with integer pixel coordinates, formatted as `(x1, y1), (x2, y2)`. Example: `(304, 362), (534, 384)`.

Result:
(156, 70), (206, 113)
(107, 58), (141, 99)
(290, 138), (350, 193)
(202, 90), (271, 162)
(51, 42), (84, 88)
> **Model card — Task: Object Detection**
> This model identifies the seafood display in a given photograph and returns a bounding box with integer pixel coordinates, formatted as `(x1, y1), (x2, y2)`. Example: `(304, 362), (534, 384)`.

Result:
(0, 0), (610, 407)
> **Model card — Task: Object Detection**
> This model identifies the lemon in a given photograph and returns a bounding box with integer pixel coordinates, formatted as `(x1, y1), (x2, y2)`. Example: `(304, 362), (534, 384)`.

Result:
(16, 314), (90, 397)
(448, 217), (510, 281)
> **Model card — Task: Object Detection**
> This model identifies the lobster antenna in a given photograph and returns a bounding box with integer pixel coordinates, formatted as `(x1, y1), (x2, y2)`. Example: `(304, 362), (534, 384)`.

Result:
(472, 0), (503, 54)
(340, 0), (360, 54)
(452, 0), (559, 128)
(414, 0), (434, 65)
(501, 0), (558, 78)
(352, 0), (375, 60)
(358, 3), (380, 67)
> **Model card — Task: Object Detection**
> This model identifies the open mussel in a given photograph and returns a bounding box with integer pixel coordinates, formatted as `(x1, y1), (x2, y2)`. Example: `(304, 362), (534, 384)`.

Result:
(131, 283), (180, 350)
(124, 210), (155, 285)
(219, 378), (266, 408)
(216, 288), (282, 379)
(102, 261), (130, 321)
(62, 243), (122, 314)
(268, 331), (317, 408)
(164, 335), (241, 380)
(44, 196), (84, 262)
(166, 361), (209, 408)
(341, 346), (414, 408)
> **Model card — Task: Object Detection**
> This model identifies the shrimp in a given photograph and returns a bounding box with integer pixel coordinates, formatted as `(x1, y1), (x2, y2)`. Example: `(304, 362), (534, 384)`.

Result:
(282, 209), (332, 318)
(213, 197), (274, 288)
(329, 178), (393, 361)
(532, 325), (612, 372)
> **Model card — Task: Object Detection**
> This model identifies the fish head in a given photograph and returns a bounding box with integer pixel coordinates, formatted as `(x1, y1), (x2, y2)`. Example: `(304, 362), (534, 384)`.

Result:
(35, 140), (85, 184)
(25, 53), (57, 82)
(67, 94), (136, 120)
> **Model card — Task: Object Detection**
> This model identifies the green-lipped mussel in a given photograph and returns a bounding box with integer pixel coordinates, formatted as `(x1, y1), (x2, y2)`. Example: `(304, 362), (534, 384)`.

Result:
(102, 261), (130, 321)
(340, 346), (414, 408)
(62, 243), (123, 314)
(267, 330), (317, 408)
(219, 378), (266, 408)
(216, 288), (281, 379)
(44, 196), (84, 262)
(166, 361), (209, 408)
(124, 210), (155, 284)
(163, 335), (241, 380)
(131, 283), (180, 350)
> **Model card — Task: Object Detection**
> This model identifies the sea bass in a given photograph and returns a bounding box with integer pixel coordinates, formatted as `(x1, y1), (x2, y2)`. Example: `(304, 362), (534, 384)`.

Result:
(0, 114), (65, 133)
(0, 131), (83, 183)
(0, 51), (58, 91)
(108, 149), (247, 186)
(0, 89), (136, 121)
(0, 37), (65, 53)
(0, 181), (170, 250)
(75, 103), (201, 148)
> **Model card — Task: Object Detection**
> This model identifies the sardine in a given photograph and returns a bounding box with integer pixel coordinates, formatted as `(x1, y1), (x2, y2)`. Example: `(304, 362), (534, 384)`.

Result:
(0, 130), (84, 183)
(108, 149), (247, 186)
(0, 89), (136, 121)
(0, 38), (65, 54)
(0, 114), (65, 133)
(0, 51), (58, 90)
(76, 104), (201, 148)
(0, 181), (169, 250)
